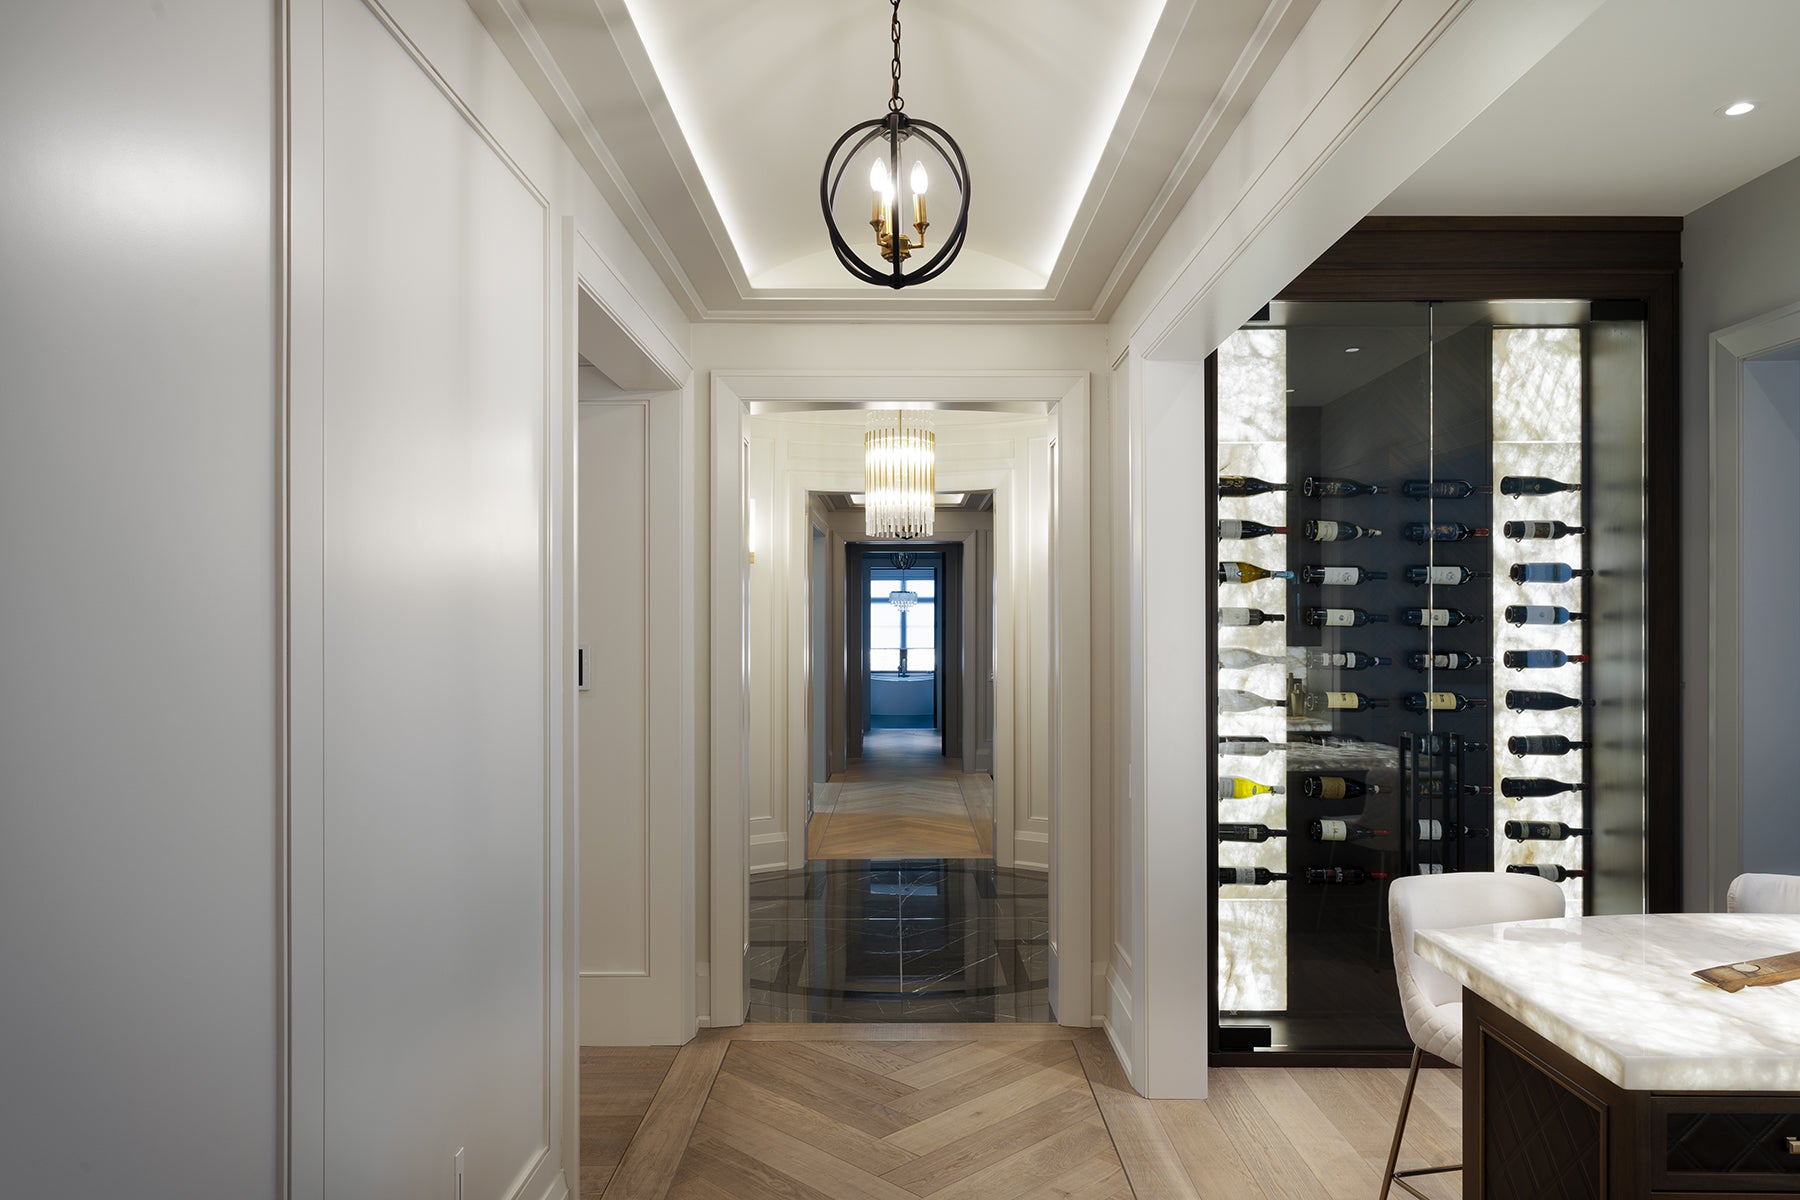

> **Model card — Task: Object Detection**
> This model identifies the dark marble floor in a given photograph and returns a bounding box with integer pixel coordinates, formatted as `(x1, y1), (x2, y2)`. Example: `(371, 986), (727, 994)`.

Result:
(746, 859), (1052, 1023)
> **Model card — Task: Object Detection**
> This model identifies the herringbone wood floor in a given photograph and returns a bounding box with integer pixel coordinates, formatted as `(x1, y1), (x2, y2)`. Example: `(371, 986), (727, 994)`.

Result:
(582, 1026), (1464, 1199)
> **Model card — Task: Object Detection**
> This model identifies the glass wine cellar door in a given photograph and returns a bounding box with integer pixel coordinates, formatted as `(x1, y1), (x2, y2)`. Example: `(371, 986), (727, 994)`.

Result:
(1211, 300), (1650, 1058)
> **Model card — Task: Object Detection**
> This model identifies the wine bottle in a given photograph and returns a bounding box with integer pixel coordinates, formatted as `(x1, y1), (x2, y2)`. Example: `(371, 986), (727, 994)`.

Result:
(1504, 519), (1585, 541)
(1218, 647), (1293, 669)
(1403, 607), (1483, 628)
(1505, 605), (1583, 626)
(1219, 689), (1286, 713)
(1310, 818), (1389, 843)
(1303, 475), (1384, 498)
(1404, 564), (1490, 586)
(1415, 819), (1488, 840)
(1403, 691), (1490, 713)
(1217, 823), (1287, 843)
(1219, 607), (1286, 626)
(1403, 521), (1490, 544)
(1462, 783), (1495, 797)
(1501, 475), (1581, 496)
(1219, 561), (1296, 584)
(1303, 865), (1388, 885)
(1505, 690), (1592, 712)
(1218, 866), (1289, 886)
(1218, 519), (1288, 540)
(1219, 775), (1284, 800)
(1406, 651), (1490, 671)
(1301, 565), (1389, 585)
(1415, 863), (1447, 875)
(1300, 774), (1380, 800)
(1504, 820), (1586, 842)
(1302, 650), (1391, 670)
(1507, 863), (1585, 882)
(1304, 606), (1390, 628)
(1401, 479), (1490, 500)
(1510, 561), (1592, 583)
(1503, 650), (1589, 670)
(1508, 735), (1586, 756)
(1500, 777), (1588, 799)
(1219, 738), (1281, 756)
(1219, 475), (1288, 497)
(1308, 690), (1390, 712)
(1304, 519), (1381, 542)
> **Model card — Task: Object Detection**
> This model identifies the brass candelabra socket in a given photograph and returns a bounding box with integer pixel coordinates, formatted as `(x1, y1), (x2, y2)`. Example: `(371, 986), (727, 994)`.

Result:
(871, 218), (930, 263)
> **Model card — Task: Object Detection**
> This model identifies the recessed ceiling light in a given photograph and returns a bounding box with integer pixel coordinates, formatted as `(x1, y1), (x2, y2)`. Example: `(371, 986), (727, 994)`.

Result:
(1719, 101), (1757, 117)
(1344, 346), (1362, 354)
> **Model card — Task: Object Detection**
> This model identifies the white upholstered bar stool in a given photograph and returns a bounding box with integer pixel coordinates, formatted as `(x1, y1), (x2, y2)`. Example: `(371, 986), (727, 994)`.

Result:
(1378, 871), (1564, 1200)
(1726, 872), (1800, 913)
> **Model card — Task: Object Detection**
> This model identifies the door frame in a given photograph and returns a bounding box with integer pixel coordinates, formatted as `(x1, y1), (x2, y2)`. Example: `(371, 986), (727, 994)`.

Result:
(709, 370), (1092, 1029)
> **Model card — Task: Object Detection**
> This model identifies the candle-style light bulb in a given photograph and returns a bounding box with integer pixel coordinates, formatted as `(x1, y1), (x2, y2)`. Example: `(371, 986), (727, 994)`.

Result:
(870, 156), (889, 193)
(910, 160), (928, 230)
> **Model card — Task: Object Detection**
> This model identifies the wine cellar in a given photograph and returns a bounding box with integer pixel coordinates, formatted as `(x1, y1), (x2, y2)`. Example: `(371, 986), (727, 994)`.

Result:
(1207, 221), (1681, 1061)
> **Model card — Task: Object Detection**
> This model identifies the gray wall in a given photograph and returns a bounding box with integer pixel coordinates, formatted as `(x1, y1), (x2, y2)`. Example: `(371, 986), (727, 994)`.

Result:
(0, 4), (277, 1194)
(1680, 153), (1800, 909)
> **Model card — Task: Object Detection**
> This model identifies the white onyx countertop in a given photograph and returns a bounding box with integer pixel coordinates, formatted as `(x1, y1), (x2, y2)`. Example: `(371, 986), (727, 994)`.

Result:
(1417, 912), (1800, 1091)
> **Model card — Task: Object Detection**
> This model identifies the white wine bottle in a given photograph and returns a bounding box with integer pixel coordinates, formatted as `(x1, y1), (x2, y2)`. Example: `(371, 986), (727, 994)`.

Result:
(1219, 607), (1286, 626)
(1219, 689), (1286, 713)
(1219, 561), (1296, 584)
(1218, 647), (1293, 669)
(1218, 775), (1284, 799)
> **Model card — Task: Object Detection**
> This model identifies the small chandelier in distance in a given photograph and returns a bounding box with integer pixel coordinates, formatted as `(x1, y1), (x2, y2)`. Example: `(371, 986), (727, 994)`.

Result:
(819, 0), (970, 289)
(865, 411), (935, 540)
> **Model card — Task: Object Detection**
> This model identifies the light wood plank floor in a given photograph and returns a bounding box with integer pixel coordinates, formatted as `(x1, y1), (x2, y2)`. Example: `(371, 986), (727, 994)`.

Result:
(807, 729), (994, 860)
(583, 1025), (1462, 1199)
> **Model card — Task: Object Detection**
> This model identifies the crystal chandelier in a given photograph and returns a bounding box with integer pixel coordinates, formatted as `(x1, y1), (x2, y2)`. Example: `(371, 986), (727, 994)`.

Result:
(865, 411), (934, 540)
(819, 0), (970, 288)
(888, 587), (919, 612)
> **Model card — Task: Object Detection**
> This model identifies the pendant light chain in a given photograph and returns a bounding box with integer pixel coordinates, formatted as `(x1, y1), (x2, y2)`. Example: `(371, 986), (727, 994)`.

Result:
(888, 0), (904, 112)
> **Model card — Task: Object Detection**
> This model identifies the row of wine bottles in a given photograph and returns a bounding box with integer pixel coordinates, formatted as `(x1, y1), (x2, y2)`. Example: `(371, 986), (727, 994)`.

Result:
(1220, 605), (1581, 628)
(1219, 733), (1580, 758)
(1220, 474), (1580, 498)
(1220, 687), (1592, 712)
(1220, 561), (1589, 589)
(1217, 862), (1583, 887)
(1225, 520), (1584, 543)
(1220, 772), (1586, 803)
(1219, 647), (1582, 672)
(1219, 818), (1583, 844)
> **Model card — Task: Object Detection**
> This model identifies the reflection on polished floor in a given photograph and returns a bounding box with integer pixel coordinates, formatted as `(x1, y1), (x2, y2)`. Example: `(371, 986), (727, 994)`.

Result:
(748, 859), (1050, 1023)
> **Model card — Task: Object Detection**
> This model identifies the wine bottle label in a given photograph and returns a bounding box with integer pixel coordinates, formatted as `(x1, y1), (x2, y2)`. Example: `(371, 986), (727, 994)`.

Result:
(1516, 522), (1554, 538)
(1220, 562), (1250, 583)
(1417, 819), (1443, 840)
(1222, 867), (1258, 884)
(1417, 609), (1450, 627)
(1311, 521), (1342, 540)
(1218, 608), (1255, 626)
(1317, 819), (1348, 842)
(1218, 520), (1248, 538)
(1314, 776), (1347, 800)
(1315, 567), (1358, 586)
(1512, 605), (1560, 624)
(1319, 608), (1355, 626)
(1418, 863), (1446, 874)
(1423, 692), (1457, 710)
(1424, 565), (1463, 585)
(1325, 691), (1359, 709)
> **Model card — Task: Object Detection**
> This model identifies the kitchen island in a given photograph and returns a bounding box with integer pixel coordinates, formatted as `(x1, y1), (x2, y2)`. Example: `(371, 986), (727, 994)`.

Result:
(1417, 912), (1800, 1198)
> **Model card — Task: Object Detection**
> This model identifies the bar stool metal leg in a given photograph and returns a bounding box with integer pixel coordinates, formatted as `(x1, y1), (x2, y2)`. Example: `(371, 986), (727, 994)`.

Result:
(1379, 1046), (1461, 1199)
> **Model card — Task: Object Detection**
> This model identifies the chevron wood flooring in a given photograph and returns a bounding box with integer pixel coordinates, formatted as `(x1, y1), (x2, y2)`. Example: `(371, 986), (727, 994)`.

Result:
(807, 774), (991, 859)
(585, 1025), (1463, 1199)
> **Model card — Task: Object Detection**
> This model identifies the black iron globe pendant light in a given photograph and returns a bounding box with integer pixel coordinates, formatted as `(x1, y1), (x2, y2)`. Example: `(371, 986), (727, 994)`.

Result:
(819, 0), (970, 288)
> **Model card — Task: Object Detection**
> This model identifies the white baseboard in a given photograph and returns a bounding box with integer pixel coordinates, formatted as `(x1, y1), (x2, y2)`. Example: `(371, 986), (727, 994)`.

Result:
(1011, 829), (1049, 871)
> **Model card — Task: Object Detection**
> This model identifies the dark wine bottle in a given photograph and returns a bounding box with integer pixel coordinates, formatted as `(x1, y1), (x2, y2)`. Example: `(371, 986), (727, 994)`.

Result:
(1415, 819), (1489, 841)
(1219, 561), (1296, 584)
(1301, 565), (1388, 585)
(1504, 820), (1586, 842)
(1500, 777), (1588, 799)
(1218, 519), (1288, 540)
(1304, 519), (1381, 542)
(1311, 690), (1389, 712)
(1406, 651), (1489, 671)
(1303, 649), (1391, 670)
(1218, 866), (1289, 886)
(1510, 561), (1591, 583)
(1504, 604), (1583, 626)
(1504, 519), (1585, 541)
(1403, 522), (1489, 543)
(1508, 735), (1586, 756)
(1219, 607), (1286, 627)
(1219, 475), (1288, 497)
(1404, 564), (1489, 586)
(1401, 479), (1490, 499)
(1304, 606), (1390, 628)
(1501, 475), (1581, 496)
(1503, 650), (1588, 670)
(1217, 823), (1288, 843)
(1403, 691), (1490, 713)
(1300, 774), (1380, 800)
(1505, 689), (1592, 712)
(1462, 783), (1495, 797)
(1507, 863), (1585, 881)
(1303, 475), (1384, 497)
(1303, 865), (1388, 885)
(1403, 607), (1483, 628)
(1310, 818), (1388, 843)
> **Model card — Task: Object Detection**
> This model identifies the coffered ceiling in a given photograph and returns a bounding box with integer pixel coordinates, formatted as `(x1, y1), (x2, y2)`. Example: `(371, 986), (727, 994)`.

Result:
(468, 0), (1313, 321)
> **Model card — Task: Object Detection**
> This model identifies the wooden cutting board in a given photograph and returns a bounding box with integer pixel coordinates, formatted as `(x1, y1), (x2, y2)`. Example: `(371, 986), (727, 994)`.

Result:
(1693, 949), (1800, 993)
